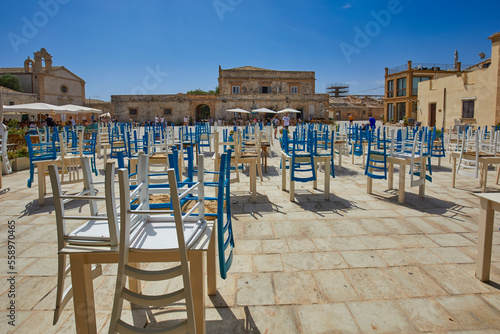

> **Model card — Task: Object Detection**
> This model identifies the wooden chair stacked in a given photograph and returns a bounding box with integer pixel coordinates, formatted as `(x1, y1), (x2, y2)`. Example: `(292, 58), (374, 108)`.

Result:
(108, 153), (207, 333)
(25, 132), (58, 188)
(48, 157), (117, 324)
(0, 124), (12, 176)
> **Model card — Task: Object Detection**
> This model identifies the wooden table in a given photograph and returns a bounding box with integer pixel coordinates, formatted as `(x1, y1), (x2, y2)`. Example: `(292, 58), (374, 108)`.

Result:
(261, 142), (270, 172)
(475, 193), (499, 282)
(281, 151), (330, 201)
(451, 151), (500, 192)
(235, 155), (258, 202)
(35, 158), (62, 205)
(62, 221), (216, 334)
(367, 154), (426, 204)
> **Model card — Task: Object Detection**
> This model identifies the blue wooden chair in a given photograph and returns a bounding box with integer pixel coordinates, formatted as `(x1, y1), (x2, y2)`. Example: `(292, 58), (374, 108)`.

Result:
(365, 130), (387, 180)
(25, 133), (58, 188)
(291, 130), (316, 183)
(82, 131), (98, 176)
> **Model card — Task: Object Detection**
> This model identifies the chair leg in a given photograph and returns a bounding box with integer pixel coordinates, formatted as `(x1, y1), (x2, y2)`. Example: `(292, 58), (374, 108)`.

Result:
(257, 157), (264, 182)
(28, 164), (35, 188)
(53, 254), (68, 325)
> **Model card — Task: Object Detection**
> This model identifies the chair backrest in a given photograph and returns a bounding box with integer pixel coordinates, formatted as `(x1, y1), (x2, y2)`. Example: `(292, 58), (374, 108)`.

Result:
(0, 124), (12, 174)
(110, 165), (197, 333)
(217, 150), (235, 279)
(457, 130), (480, 178)
(49, 158), (119, 249)
(25, 133), (57, 163)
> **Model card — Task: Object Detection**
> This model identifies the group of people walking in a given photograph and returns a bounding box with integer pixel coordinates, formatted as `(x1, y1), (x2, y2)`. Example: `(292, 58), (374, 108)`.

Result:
(272, 113), (290, 139)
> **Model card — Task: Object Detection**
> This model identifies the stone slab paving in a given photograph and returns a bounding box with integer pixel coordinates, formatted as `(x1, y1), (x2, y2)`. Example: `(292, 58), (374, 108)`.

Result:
(0, 129), (500, 333)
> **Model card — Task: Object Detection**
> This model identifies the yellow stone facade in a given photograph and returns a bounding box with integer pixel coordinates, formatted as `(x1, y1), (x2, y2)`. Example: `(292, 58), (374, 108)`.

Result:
(417, 32), (500, 129)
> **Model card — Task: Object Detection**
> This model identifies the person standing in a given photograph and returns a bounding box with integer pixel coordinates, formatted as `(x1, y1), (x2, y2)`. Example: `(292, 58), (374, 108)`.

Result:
(282, 113), (290, 132)
(155, 115), (159, 125)
(369, 116), (376, 130)
(160, 116), (165, 125)
(45, 114), (56, 127)
(69, 115), (75, 127)
(272, 115), (280, 138)
(349, 114), (354, 124)
(184, 115), (189, 126)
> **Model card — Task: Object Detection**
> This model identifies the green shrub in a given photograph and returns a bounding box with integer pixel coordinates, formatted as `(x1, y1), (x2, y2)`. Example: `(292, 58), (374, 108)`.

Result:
(0, 74), (23, 92)
(16, 145), (29, 158)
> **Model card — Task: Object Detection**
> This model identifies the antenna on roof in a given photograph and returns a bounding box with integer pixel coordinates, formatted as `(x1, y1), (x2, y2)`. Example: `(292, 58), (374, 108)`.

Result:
(479, 52), (486, 60)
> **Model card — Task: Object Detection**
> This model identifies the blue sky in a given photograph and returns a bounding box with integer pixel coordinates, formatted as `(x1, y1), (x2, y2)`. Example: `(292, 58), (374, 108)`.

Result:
(1, 0), (498, 101)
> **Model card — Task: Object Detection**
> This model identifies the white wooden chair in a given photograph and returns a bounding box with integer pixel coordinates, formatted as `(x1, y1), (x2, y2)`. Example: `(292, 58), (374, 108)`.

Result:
(390, 129), (427, 187)
(214, 130), (240, 183)
(236, 129), (264, 182)
(48, 158), (118, 325)
(108, 153), (205, 333)
(457, 130), (494, 179)
(0, 124), (12, 175)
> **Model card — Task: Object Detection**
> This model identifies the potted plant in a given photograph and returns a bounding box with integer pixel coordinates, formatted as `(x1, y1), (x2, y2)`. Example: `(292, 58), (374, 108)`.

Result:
(403, 116), (408, 127)
(10, 145), (30, 171)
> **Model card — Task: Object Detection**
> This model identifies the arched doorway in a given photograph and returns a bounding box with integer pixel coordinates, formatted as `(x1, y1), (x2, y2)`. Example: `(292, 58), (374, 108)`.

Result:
(195, 104), (211, 122)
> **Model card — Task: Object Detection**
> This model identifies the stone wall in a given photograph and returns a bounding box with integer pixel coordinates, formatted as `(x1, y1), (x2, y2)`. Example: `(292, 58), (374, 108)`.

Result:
(111, 93), (328, 123)
(219, 66), (316, 95)
(1, 90), (38, 122)
(111, 66), (329, 123)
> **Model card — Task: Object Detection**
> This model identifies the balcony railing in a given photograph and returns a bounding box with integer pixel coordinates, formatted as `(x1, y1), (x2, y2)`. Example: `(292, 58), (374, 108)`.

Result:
(388, 63), (472, 75)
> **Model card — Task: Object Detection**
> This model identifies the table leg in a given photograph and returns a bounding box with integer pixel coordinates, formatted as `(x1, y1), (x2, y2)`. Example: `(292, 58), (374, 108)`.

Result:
(419, 157), (426, 198)
(482, 162), (488, 193)
(399, 162), (405, 204)
(324, 157), (330, 200)
(190, 252), (206, 334)
(207, 225), (217, 296)
(250, 160), (256, 202)
(281, 154), (287, 191)
(452, 156), (457, 188)
(70, 254), (97, 334)
(476, 198), (495, 282)
(388, 162), (394, 190)
(496, 163), (500, 184)
(103, 146), (108, 166)
(38, 162), (46, 205)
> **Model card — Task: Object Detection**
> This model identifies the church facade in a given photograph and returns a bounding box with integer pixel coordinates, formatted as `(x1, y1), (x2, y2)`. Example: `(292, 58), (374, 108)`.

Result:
(0, 48), (86, 106)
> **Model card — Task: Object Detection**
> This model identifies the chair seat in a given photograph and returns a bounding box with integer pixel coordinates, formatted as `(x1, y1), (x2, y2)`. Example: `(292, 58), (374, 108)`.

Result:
(463, 151), (494, 158)
(129, 219), (207, 250)
(240, 152), (259, 158)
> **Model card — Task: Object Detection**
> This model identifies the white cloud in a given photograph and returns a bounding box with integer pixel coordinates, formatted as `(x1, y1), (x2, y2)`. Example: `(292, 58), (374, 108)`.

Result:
(341, 2), (354, 9)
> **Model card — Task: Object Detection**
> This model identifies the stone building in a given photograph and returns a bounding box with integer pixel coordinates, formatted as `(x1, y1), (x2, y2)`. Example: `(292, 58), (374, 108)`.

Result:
(384, 60), (463, 124)
(0, 48), (86, 106)
(112, 66), (329, 123)
(0, 86), (38, 122)
(417, 32), (500, 129)
(0, 48), (93, 124)
(328, 95), (384, 121)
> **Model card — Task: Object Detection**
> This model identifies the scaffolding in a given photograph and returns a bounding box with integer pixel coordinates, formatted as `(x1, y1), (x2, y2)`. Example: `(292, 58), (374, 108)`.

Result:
(326, 83), (349, 98)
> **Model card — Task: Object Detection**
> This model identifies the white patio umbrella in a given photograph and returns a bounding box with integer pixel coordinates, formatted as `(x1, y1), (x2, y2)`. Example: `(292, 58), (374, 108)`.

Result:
(61, 104), (102, 114)
(2, 102), (70, 114)
(226, 108), (250, 114)
(99, 112), (111, 118)
(277, 108), (301, 114)
(252, 108), (276, 113)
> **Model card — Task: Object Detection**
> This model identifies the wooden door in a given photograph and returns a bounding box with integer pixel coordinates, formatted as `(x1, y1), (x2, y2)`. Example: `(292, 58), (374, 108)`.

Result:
(429, 103), (436, 127)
